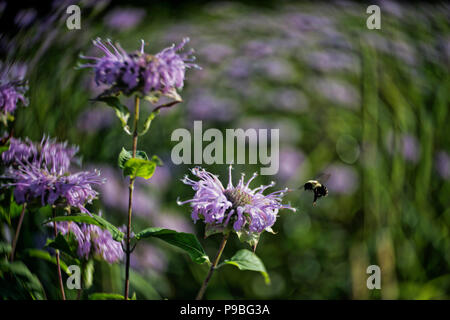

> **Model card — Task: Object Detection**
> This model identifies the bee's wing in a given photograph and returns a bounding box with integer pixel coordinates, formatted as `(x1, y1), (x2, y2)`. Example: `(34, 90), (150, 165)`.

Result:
(315, 173), (331, 183)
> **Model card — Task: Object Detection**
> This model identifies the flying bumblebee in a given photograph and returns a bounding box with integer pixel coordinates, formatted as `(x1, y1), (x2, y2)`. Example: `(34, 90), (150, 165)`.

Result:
(302, 174), (330, 206)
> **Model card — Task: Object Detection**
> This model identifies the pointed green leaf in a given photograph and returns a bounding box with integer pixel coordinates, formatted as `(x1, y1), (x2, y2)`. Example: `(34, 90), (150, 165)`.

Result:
(0, 242), (11, 255)
(45, 233), (74, 257)
(118, 148), (150, 170)
(135, 227), (210, 264)
(118, 148), (132, 169)
(25, 249), (70, 275)
(123, 158), (156, 179)
(204, 224), (225, 238)
(92, 96), (131, 135)
(139, 111), (158, 136)
(83, 259), (95, 289)
(218, 249), (270, 284)
(0, 260), (46, 300)
(151, 155), (163, 166)
(236, 230), (261, 250)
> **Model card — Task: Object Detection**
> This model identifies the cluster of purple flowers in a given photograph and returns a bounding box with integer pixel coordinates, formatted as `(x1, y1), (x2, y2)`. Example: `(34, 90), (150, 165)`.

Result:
(50, 219), (123, 263)
(0, 63), (28, 120)
(178, 165), (295, 235)
(80, 37), (199, 96)
(2, 136), (104, 213)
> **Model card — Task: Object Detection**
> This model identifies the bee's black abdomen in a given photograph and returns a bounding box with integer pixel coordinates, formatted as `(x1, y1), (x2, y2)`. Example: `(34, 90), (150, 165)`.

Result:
(318, 185), (328, 197)
(304, 182), (313, 190)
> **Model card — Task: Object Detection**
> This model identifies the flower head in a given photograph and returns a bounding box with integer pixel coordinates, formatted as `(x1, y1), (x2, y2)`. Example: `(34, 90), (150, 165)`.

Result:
(0, 63), (28, 122)
(178, 166), (295, 242)
(80, 37), (199, 97)
(51, 218), (123, 263)
(2, 136), (103, 213)
(1, 137), (37, 165)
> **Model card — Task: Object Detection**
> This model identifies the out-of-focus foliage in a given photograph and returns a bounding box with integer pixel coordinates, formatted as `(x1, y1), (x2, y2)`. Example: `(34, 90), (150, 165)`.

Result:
(1, 0), (449, 299)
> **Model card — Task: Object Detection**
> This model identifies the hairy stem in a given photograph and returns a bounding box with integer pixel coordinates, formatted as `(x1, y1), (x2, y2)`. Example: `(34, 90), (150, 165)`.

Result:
(10, 203), (27, 262)
(124, 95), (140, 300)
(196, 233), (229, 300)
(52, 207), (66, 300)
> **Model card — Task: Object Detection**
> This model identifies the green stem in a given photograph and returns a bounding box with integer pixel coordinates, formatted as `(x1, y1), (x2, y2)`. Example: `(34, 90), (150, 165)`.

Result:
(124, 96), (140, 300)
(10, 203), (26, 262)
(52, 207), (66, 300)
(196, 233), (229, 300)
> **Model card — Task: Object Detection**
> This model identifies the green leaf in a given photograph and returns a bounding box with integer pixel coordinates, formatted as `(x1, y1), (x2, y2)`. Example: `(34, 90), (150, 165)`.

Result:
(0, 260), (46, 300)
(139, 111), (157, 136)
(118, 148), (131, 169)
(123, 158), (156, 180)
(236, 230), (261, 250)
(94, 96), (128, 114)
(88, 293), (125, 300)
(218, 249), (270, 284)
(0, 242), (11, 255)
(9, 194), (24, 220)
(129, 270), (160, 299)
(204, 224), (225, 238)
(45, 233), (73, 257)
(118, 148), (149, 169)
(93, 96), (131, 135)
(151, 155), (163, 166)
(0, 145), (9, 154)
(83, 259), (94, 289)
(135, 227), (210, 264)
(46, 213), (124, 242)
(25, 249), (70, 275)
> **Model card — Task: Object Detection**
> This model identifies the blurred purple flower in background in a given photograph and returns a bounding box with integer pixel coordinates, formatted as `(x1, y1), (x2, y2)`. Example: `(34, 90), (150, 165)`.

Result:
(186, 89), (238, 121)
(0, 62), (28, 120)
(152, 211), (194, 234)
(104, 7), (146, 31)
(311, 78), (360, 108)
(255, 58), (295, 81)
(435, 151), (450, 180)
(178, 166), (295, 236)
(325, 164), (359, 195)
(198, 43), (234, 64)
(14, 8), (37, 28)
(131, 242), (167, 273)
(401, 135), (420, 163)
(278, 148), (305, 183)
(243, 40), (275, 58)
(76, 106), (115, 133)
(96, 165), (159, 217)
(305, 50), (359, 73)
(385, 133), (420, 163)
(268, 89), (309, 112)
(226, 57), (251, 79)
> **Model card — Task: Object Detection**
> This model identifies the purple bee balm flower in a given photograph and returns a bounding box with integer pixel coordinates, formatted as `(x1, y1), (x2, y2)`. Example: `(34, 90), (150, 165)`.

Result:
(80, 37), (199, 97)
(1, 137), (37, 165)
(3, 137), (103, 213)
(435, 151), (450, 180)
(51, 218), (124, 263)
(104, 8), (146, 31)
(0, 63), (28, 119)
(178, 166), (295, 236)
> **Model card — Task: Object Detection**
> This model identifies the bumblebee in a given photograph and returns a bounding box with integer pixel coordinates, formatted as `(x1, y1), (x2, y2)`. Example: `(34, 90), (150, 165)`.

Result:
(303, 174), (330, 206)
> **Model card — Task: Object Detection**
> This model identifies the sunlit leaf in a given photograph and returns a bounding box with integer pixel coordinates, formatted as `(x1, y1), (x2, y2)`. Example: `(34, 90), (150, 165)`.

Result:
(135, 227), (210, 264)
(218, 249), (270, 284)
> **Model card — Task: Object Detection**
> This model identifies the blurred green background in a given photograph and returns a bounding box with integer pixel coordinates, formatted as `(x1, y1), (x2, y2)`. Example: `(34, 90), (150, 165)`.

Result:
(1, 0), (449, 299)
